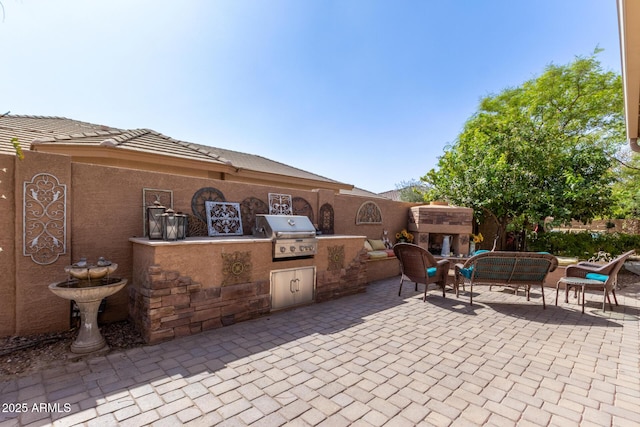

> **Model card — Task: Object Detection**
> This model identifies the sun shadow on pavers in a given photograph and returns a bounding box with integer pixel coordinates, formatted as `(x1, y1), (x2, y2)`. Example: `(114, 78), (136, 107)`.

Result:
(483, 301), (624, 326)
(396, 285), (488, 315)
(2, 274), (640, 426)
(1, 276), (414, 425)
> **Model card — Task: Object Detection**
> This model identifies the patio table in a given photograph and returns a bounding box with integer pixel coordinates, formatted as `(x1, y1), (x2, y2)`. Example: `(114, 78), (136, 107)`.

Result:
(435, 255), (469, 285)
(555, 276), (610, 313)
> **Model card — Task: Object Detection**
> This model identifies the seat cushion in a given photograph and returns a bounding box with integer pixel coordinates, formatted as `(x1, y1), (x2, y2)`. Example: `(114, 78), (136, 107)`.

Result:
(585, 273), (609, 282)
(459, 266), (473, 279)
(368, 250), (389, 259)
(368, 239), (387, 251)
(427, 267), (437, 277)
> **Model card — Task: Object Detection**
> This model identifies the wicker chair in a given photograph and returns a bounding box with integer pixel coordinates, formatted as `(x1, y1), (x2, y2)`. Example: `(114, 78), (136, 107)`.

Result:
(393, 243), (451, 301)
(557, 250), (635, 311)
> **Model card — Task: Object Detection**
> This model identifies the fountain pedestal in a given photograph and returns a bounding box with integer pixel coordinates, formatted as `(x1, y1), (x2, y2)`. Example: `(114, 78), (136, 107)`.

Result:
(49, 261), (127, 354)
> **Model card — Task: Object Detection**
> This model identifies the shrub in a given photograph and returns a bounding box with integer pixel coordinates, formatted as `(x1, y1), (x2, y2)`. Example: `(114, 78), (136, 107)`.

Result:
(527, 230), (640, 259)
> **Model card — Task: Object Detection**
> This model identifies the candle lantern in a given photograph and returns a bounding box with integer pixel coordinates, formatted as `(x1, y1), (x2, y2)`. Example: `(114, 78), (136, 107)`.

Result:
(161, 209), (179, 241)
(176, 212), (188, 240)
(146, 201), (166, 239)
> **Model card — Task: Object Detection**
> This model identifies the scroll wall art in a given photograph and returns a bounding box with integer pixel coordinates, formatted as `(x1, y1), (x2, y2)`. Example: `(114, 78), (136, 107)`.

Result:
(268, 193), (293, 215)
(356, 201), (383, 224)
(23, 173), (67, 265)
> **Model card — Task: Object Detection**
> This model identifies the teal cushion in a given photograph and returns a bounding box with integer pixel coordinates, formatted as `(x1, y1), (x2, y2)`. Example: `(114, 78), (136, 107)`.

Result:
(427, 267), (437, 277)
(474, 250), (489, 255)
(585, 273), (609, 282)
(459, 267), (473, 279)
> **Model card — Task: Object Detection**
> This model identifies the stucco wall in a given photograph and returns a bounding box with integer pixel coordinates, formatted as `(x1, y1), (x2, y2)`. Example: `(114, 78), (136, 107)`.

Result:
(0, 154), (17, 335)
(11, 151), (72, 335)
(0, 151), (417, 338)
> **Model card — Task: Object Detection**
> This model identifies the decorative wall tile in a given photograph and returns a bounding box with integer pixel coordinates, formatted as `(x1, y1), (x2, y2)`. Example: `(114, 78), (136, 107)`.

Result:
(356, 201), (383, 224)
(327, 245), (345, 271)
(268, 193), (293, 215)
(221, 251), (252, 286)
(23, 173), (66, 265)
(205, 201), (243, 236)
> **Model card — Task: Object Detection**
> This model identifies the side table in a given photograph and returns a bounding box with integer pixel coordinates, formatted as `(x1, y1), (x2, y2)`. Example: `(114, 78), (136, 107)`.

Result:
(555, 277), (617, 313)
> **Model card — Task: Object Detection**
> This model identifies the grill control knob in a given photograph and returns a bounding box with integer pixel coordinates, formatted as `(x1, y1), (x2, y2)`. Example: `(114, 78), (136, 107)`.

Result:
(290, 246), (296, 252)
(280, 246), (286, 253)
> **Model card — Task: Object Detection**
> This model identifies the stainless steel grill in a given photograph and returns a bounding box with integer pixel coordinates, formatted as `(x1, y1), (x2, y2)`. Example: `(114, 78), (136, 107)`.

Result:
(253, 214), (318, 259)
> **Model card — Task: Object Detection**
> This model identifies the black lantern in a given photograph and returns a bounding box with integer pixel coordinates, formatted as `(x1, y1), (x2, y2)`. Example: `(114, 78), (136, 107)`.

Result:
(146, 201), (166, 239)
(176, 212), (188, 240)
(161, 209), (179, 241)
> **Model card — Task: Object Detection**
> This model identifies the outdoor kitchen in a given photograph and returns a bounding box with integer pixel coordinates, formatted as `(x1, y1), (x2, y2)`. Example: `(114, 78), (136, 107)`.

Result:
(129, 204), (370, 344)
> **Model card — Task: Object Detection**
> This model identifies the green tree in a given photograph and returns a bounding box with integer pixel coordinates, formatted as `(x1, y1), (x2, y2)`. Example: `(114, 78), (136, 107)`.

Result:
(612, 150), (640, 218)
(422, 51), (624, 250)
(395, 179), (429, 202)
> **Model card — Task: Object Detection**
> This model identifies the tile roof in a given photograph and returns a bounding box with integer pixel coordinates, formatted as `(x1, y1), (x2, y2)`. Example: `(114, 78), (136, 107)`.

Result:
(0, 115), (347, 186)
(185, 142), (340, 183)
(340, 187), (393, 199)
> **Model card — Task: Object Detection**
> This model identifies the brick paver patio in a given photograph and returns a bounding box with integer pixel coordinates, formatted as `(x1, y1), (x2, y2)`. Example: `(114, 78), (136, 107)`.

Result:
(1, 276), (639, 426)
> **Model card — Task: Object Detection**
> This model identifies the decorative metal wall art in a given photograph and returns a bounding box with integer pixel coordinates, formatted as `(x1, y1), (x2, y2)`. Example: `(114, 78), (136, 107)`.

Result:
(268, 193), (293, 215)
(356, 201), (383, 224)
(327, 245), (345, 271)
(241, 197), (269, 235)
(221, 251), (252, 286)
(23, 173), (67, 265)
(293, 197), (314, 223)
(205, 201), (243, 236)
(191, 187), (225, 222)
(142, 188), (173, 237)
(186, 213), (208, 237)
(319, 203), (335, 235)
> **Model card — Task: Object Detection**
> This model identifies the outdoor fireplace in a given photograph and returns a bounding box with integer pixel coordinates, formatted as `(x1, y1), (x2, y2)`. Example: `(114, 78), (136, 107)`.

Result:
(408, 202), (473, 256)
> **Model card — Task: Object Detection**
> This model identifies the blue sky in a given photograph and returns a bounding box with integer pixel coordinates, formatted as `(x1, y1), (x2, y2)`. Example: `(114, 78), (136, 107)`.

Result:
(0, 0), (622, 193)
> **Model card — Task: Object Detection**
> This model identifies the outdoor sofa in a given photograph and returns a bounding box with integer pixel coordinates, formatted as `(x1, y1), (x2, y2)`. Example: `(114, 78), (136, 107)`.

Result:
(454, 251), (558, 308)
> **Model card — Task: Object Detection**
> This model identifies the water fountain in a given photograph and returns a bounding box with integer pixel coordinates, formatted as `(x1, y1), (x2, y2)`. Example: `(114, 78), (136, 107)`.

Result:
(48, 257), (127, 354)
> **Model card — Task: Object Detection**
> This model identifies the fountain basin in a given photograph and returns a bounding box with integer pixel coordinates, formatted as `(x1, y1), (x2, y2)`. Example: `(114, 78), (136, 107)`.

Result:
(49, 277), (126, 302)
(64, 263), (118, 281)
(48, 277), (127, 353)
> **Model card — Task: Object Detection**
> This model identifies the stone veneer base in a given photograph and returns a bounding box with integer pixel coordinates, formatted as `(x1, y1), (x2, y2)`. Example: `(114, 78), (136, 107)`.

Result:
(129, 240), (370, 345)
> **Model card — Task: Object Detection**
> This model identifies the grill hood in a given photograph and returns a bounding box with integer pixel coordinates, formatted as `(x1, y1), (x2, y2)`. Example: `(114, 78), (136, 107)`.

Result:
(253, 215), (316, 239)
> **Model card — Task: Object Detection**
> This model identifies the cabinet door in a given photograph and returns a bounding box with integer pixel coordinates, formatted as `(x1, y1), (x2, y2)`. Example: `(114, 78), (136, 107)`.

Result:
(271, 269), (297, 310)
(294, 266), (315, 305)
(271, 267), (316, 310)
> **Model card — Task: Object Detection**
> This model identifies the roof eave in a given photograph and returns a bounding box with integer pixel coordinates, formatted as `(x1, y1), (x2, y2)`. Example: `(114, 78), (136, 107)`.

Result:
(618, 0), (640, 151)
(229, 168), (353, 193)
(30, 143), (237, 175)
